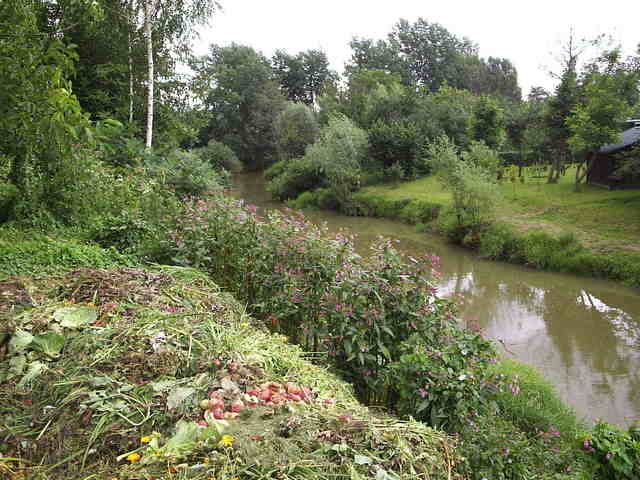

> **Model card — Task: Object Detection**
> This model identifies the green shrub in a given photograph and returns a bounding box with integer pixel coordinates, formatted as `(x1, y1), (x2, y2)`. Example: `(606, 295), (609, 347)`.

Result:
(352, 191), (411, 218)
(0, 182), (18, 223)
(145, 150), (223, 198)
(399, 199), (441, 224)
(478, 223), (521, 260)
(93, 119), (147, 168)
(367, 119), (425, 177)
(150, 195), (496, 417)
(267, 115), (368, 210)
(429, 137), (501, 230)
(384, 161), (405, 183)
(264, 159), (288, 181)
(389, 332), (495, 429)
(580, 421), (640, 479)
(287, 188), (338, 210)
(90, 211), (158, 254)
(0, 229), (132, 279)
(275, 102), (320, 160)
(266, 156), (321, 200)
(194, 139), (243, 173)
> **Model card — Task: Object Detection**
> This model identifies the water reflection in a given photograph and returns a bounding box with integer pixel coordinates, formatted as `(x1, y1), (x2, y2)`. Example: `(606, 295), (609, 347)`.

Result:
(233, 172), (640, 426)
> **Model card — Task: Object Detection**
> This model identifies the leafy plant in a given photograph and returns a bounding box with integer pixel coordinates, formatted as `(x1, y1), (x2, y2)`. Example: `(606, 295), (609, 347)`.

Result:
(580, 421), (640, 479)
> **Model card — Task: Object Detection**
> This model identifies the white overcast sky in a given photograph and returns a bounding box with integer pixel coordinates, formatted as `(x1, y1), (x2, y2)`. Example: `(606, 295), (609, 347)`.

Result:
(194, 0), (639, 96)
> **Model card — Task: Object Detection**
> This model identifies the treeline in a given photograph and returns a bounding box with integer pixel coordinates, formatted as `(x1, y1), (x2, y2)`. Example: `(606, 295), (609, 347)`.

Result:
(191, 18), (523, 170)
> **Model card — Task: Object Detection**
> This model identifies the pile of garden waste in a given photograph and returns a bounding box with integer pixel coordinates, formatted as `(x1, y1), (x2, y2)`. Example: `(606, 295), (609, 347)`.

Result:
(0, 266), (457, 479)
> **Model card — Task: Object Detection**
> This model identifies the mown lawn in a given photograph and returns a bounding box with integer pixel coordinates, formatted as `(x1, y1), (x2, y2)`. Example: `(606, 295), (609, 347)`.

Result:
(360, 167), (640, 253)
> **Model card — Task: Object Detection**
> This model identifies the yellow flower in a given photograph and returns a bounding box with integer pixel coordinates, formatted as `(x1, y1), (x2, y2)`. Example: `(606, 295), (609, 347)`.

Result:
(207, 477), (216, 480)
(140, 435), (152, 444)
(126, 452), (141, 462)
(240, 322), (249, 328)
(217, 434), (234, 448)
(154, 451), (162, 457)
(203, 457), (210, 464)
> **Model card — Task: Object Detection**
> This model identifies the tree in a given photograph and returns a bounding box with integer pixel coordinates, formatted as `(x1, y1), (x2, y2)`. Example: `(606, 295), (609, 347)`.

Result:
(0, 0), (91, 219)
(138, 0), (220, 148)
(347, 18), (521, 100)
(192, 44), (287, 168)
(544, 58), (579, 183)
(429, 137), (501, 229)
(275, 102), (320, 161)
(343, 69), (411, 128)
(346, 37), (407, 82)
(410, 86), (478, 150)
(567, 74), (632, 191)
(474, 96), (506, 149)
(389, 18), (477, 91)
(272, 49), (335, 105)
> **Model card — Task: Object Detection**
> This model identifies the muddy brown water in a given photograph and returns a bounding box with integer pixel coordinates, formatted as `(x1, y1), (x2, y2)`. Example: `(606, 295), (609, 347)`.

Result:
(233, 172), (640, 427)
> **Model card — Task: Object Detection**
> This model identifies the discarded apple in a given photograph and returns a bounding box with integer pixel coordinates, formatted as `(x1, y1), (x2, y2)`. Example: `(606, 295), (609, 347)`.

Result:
(230, 399), (244, 413)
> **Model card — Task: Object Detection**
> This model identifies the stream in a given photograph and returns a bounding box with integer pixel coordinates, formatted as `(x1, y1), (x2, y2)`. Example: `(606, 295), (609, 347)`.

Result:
(233, 171), (640, 427)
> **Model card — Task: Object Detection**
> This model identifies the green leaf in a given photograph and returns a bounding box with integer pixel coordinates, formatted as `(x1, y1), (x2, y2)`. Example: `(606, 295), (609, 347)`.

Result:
(163, 420), (200, 458)
(167, 387), (195, 410)
(17, 361), (47, 389)
(53, 306), (97, 328)
(7, 354), (27, 380)
(375, 468), (399, 480)
(354, 454), (372, 465)
(32, 331), (65, 358)
(331, 443), (349, 452)
(9, 330), (34, 353)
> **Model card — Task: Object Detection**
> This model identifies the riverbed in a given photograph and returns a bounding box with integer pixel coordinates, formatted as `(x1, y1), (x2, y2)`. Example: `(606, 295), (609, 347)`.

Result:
(233, 171), (640, 427)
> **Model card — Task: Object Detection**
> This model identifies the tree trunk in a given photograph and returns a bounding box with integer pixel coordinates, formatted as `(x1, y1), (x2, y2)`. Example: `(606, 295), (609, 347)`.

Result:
(144, 0), (154, 149)
(574, 152), (595, 192)
(128, 9), (134, 124)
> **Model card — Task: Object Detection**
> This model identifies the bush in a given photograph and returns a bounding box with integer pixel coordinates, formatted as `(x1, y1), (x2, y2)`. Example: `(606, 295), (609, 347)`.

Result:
(267, 115), (368, 210)
(429, 137), (501, 230)
(266, 156), (321, 200)
(478, 223), (521, 260)
(264, 159), (288, 181)
(145, 150), (223, 198)
(580, 421), (640, 479)
(147, 195), (494, 417)
(194, 139), (243, 173)
(0, 182), (18, 223)
(287, 188), (338, 210)
(275, 102), (320, 161)
(0, 229), (132, 279)
(389, 332), (495, 429)
(93, 119), (147, 168)
(367, 119), (425, 177)
(399, 199), (441, 224)
(351, 192), (412, 218)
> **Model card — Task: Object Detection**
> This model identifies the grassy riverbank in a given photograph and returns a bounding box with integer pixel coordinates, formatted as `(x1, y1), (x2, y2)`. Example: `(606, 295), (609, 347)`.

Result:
(352, 169), (640, 287)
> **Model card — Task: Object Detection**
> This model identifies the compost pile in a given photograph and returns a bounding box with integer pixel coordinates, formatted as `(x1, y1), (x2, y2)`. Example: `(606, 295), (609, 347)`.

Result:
(0, 266), (458, 479)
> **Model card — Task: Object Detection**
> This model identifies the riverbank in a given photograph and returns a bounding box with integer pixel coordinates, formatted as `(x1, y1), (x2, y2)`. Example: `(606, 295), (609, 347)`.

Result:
(2, 200), (638, 479)
(350, 172), (640, 287)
